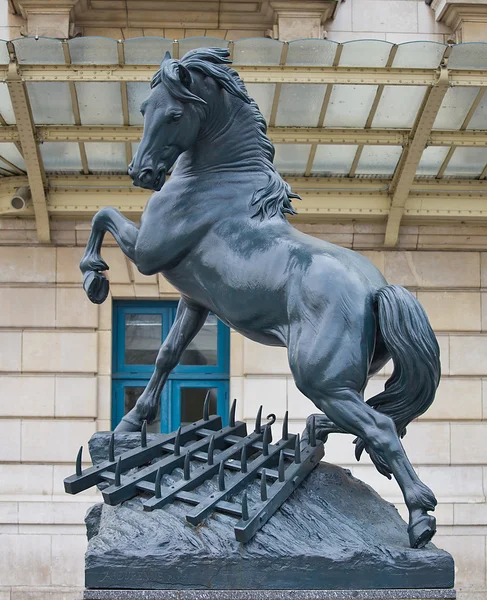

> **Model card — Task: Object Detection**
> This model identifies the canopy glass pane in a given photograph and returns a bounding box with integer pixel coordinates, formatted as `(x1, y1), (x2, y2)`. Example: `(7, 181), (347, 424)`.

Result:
(286, 40), (338, 66)
(356, 146), (403, 176)
(232, 38), (284, 65)
(245, 83), (275, 122)
(0, 41), (8, 64)
(444, 147), (487, 178)
(123, 37), (173, 64)
(273, 144), (311, 174)
(324, 85), (378, 128)
(393, 41), (446, 69)
(179, 37), (228, 57)
(40, 142), (82, 171)
(14, 37), (64, 64)
(68, 37), (119, 64)
(416, 147), (450, 176)
(433, 87), (481, 130)
(467, 92), (487, 130)
(0, 143), (26, 171)
(26, 82), (74, 125)
(276, 84), (327, 127)
(85, 142), (127, 171)
(127, 82), (151, 126)
(340, 40), (393, 67)
(373, 86), (427, 128)
(312, 145), (358, 175)
(76, 82), (123, 125)
(0, 83), (16, 124)
(449, 43), (487, 70)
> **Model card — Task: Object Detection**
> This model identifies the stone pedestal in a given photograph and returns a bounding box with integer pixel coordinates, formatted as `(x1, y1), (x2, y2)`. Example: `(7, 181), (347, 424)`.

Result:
(84, 590), (456, 600)
(85, 434), (454, 592)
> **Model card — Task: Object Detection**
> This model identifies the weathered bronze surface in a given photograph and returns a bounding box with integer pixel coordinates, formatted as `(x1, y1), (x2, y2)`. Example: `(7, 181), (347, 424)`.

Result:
(79, 48), (441, 550)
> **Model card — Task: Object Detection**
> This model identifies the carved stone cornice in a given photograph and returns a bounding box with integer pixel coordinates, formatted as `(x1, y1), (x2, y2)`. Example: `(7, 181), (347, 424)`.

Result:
(270, 1), (339, 22)
(430, 0), (487, 40)
(269, 1), (339, 40)
(11, 0), (81, 38)
(10, 0), (340, 37)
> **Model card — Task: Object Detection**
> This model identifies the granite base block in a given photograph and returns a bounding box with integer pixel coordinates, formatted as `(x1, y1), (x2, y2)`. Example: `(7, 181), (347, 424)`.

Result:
(83, 590), (456, 600)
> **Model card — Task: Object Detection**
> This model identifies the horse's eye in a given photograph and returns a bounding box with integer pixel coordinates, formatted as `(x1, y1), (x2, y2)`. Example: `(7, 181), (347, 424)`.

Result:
(168, 113), (182, 123)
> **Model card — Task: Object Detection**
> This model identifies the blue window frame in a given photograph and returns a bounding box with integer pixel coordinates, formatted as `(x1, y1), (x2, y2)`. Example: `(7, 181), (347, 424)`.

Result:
(112, 300), (230, 433)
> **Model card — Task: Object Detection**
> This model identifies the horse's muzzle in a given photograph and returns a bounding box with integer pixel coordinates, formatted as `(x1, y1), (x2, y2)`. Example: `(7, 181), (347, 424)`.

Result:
(128, 165), (166, 191)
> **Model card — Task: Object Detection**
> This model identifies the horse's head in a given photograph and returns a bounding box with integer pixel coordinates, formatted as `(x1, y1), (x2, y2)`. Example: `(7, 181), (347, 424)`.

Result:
(128, 53), (206, 190)
(128, 48), (251, 191)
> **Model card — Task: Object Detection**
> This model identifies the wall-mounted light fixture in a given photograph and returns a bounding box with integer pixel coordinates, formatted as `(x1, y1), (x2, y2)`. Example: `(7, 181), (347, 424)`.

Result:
(10, 186), (31, 210)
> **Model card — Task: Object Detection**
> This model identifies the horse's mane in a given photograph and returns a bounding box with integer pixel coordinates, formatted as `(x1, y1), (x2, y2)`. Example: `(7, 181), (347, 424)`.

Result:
(151, 47), (300, 220)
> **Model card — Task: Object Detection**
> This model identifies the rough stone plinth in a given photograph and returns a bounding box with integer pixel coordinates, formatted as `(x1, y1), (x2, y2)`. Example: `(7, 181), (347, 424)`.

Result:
(85, 433), (454, 591)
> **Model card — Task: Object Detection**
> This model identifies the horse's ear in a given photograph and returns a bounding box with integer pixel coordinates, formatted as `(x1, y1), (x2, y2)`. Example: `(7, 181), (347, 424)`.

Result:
(160, 51), (171, 67)
(178, 64), (192, 90)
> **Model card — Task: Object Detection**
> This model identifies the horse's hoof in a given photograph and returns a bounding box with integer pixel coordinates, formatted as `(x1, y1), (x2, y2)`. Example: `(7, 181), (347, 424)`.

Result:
(408, 514), (436, 549)
(83, 271), (109, 304)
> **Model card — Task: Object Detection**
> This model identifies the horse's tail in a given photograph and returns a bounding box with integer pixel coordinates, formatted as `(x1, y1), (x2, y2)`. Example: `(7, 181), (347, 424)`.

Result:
(356, 284), (441, 478)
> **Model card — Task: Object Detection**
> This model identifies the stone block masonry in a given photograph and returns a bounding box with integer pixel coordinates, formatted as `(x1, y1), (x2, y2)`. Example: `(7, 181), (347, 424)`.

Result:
(1, 219), (487, 599)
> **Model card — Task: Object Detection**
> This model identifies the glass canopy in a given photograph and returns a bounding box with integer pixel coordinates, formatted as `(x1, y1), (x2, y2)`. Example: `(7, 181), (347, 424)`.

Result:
(0, 36), (485, 224)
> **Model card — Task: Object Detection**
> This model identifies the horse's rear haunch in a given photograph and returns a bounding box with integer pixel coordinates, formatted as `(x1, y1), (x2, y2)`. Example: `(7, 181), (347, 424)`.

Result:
(300, 283), (441, 549)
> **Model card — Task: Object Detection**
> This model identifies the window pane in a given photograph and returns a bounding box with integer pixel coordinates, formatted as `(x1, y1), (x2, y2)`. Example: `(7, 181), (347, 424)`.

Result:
(125, 314), (162, 365)
(180, 387), (217, 426)
(180, 314), (218, 366)
(124, 386), (159, 433)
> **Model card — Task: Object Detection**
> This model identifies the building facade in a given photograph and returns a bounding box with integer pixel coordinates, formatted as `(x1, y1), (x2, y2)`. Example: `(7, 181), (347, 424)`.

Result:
(0, 1), (487, 599)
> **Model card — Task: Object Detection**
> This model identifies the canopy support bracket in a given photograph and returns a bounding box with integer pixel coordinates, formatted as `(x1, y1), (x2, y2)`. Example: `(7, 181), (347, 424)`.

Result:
(6, 44), (50, 242)
(384, 65), (450, 247)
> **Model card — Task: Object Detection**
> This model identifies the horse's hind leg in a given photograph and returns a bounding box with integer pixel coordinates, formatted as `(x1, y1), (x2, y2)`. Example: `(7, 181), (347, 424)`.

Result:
(289, 323), (437, 549)
(80, 207), (139, 304)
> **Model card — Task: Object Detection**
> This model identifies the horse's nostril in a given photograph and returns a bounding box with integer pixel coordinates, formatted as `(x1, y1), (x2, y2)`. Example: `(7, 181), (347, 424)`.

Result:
(139, 168), (153, 184)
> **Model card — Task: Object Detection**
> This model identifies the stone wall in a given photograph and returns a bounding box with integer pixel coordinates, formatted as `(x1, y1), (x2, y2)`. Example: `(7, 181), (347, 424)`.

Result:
(0, 218), (486, 598)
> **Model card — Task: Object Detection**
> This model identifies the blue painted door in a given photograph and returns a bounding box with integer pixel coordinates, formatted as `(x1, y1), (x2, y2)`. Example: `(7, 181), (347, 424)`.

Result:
(112, 301), (230, 432)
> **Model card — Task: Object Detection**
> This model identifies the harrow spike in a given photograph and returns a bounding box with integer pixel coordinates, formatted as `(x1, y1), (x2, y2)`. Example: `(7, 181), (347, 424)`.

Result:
(278, 450), (285, 482)
(282, 410), (289, 440)
(108, 432), (115, 462)
(174, 426), (181, 457)
(310, 415), (316, 447)
(240, 445), (247, 473)
(254, 405), (263, 433)
(218, 460), (225, 491)
(229, 398), (237, 427)
(262, 424), (271, 457)
(203, 390), (211, 421)
(75, 446), (83, 476)
(294, 433), (301, 464)
(154, 466), (162, 499)
(141, 420), (147, 448)
(115, 456), (122, 487)
(260, 468), (268, 501)
(207, 434), (215, 466)
(241, 490), (249, 521)
(183, 452), (191, 481)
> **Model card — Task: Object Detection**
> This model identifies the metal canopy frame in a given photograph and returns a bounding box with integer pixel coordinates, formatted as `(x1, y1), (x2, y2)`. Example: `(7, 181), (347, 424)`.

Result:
(0, 36), (486, 245)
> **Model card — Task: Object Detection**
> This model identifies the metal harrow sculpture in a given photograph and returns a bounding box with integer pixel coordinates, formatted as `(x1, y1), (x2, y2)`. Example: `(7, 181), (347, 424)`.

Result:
(64, 397), (324, 543)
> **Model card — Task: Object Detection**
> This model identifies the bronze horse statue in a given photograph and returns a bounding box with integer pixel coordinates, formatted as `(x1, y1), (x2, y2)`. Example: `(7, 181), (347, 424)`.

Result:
(80, 48), (440, 549)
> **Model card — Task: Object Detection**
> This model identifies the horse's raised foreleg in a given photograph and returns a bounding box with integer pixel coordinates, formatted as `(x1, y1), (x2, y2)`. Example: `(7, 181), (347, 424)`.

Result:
(80, 207), (139, 304)
(116, 299), (209, 432)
